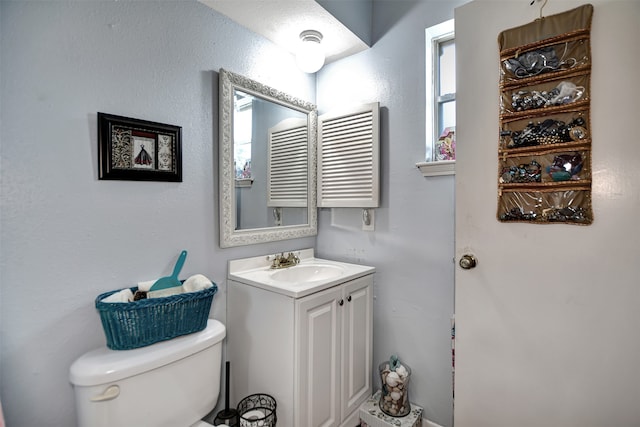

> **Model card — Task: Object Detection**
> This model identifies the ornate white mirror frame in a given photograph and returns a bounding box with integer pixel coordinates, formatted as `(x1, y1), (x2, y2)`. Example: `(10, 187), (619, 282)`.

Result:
(219, 69), (318, 248)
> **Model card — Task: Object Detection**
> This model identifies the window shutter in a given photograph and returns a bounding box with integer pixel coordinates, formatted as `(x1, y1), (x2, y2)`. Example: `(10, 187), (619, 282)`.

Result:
(318, 102), (379, 208)
(268, 118), (308, 208)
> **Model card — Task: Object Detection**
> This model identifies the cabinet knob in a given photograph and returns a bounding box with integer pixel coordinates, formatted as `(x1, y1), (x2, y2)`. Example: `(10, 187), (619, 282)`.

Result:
(347, 295), (352, 302)
(339, 299), (344, 306)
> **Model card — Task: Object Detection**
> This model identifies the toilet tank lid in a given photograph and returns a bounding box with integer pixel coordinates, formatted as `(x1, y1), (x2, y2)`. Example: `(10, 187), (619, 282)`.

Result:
(69, 319), (226, 386)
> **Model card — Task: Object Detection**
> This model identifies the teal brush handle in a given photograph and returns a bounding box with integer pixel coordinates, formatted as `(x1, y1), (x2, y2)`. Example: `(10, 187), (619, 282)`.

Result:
(171, 250), (187, 278)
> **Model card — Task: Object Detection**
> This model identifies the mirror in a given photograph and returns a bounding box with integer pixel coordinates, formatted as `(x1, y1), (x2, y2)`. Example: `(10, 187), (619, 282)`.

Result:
(219, 69), (318, 247)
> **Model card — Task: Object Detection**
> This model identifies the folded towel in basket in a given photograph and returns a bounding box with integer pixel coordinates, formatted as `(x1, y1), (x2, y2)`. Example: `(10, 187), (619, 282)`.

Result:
(101, 288), (134, 303)
(137, 280), (155, 292)
(133, 274), (213, 299)
(183, 274), (214, 293)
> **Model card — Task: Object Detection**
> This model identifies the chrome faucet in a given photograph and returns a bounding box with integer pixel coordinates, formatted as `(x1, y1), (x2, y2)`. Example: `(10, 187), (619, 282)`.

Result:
(270, 252), (300, 269)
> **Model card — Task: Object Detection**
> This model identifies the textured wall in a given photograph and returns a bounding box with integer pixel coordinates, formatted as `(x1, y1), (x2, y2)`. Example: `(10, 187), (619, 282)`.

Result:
(0, 2), (315, 425)
(316, 2), (469, 426)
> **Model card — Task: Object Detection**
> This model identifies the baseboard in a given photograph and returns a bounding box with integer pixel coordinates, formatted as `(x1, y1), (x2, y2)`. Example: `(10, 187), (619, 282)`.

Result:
(424, 419), (444, 427)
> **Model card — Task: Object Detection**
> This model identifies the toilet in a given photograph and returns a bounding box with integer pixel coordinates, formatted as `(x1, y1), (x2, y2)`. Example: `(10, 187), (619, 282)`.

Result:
(69, 319), (226, 427)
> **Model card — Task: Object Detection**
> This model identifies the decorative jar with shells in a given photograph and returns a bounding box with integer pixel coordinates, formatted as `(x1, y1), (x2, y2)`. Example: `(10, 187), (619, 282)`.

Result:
(378, 358), (412, 417)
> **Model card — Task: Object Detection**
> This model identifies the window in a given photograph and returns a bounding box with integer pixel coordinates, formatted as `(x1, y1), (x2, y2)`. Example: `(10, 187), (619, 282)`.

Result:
(435, 37), (455, 159)
(418, 19), (456, 176)
(234, 91), (253, 183)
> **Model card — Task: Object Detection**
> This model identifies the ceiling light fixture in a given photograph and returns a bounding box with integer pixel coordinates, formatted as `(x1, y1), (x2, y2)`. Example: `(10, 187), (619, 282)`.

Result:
(295, 30), (325, 74)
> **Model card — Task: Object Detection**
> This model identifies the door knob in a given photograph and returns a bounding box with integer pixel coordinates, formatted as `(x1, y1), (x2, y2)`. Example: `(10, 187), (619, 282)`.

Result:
(459, 254), (477, 269)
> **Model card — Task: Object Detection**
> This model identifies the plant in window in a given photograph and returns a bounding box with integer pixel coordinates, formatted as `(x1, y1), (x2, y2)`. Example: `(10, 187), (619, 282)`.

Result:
(435, 127), (456, 161)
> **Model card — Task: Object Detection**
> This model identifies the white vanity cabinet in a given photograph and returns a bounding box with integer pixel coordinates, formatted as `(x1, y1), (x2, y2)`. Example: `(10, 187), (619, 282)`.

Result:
(227, 273), (373, 427)
(296, 274), (373, 427)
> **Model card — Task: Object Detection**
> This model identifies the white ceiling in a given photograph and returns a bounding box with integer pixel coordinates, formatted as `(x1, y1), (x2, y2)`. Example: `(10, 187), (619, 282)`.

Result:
(199, 0), (369, 64)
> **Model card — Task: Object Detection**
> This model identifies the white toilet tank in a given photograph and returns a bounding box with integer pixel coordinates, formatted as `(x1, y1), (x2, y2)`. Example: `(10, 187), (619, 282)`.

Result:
(70, 319), (226, 427)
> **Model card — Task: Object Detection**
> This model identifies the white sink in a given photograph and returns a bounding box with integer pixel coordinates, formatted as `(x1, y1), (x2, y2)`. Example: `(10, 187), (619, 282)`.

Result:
(269, 264), (344, 284)
(228, 249), (375, 298)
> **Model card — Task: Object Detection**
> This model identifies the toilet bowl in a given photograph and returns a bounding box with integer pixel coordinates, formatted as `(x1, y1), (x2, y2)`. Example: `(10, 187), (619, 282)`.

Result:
(69, 319), (226, 427)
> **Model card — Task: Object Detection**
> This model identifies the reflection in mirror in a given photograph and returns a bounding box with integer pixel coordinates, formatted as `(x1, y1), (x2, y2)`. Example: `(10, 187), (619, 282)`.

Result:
(219, 69), (317, 248)
(233, 91), (253, 183)
(234, 90), (308, 230)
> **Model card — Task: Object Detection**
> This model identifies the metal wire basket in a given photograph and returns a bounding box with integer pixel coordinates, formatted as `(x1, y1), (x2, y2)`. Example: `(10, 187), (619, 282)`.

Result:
(237, 393), (277, 427)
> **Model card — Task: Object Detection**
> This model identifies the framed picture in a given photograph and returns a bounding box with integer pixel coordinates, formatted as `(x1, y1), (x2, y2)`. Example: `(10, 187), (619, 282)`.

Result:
(98, 112), (182, 182)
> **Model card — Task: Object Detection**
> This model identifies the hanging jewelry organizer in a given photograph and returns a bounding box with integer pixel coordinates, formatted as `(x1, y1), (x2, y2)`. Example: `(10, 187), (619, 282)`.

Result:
(497, 3), (594, 224)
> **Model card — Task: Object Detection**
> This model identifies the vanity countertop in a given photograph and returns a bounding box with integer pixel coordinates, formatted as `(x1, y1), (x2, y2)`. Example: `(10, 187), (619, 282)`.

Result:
(227, 248), (375, 298)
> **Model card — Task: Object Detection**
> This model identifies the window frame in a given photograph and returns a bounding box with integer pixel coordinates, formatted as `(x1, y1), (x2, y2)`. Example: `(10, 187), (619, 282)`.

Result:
(417, 19), (456, 177)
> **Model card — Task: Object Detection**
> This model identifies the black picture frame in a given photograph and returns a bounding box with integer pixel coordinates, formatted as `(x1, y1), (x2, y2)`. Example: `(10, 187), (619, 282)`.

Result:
(98, 112), (182, 182)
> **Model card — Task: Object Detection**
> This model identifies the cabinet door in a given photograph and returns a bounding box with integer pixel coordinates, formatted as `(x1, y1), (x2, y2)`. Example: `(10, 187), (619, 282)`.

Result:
(296, 286), (342, 427)
(341, 275), (373, 422)
(318, 102), (380, 208)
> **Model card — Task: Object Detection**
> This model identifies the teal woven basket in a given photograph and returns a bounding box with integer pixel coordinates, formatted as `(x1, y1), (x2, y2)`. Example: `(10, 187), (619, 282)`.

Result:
(95, 284), (217, 350)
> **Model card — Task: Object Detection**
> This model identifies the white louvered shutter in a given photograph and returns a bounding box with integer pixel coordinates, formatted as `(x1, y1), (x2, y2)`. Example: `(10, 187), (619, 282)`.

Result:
(268, 118), (308, 207)
(318, 102), (379, 208)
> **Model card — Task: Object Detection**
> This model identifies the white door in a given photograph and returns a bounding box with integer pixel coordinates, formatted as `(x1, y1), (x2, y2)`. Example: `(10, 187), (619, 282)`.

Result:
(454, 1), (640, 426)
